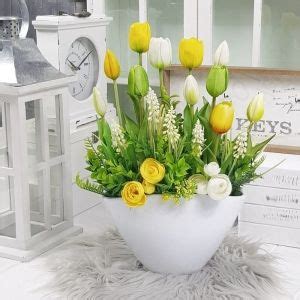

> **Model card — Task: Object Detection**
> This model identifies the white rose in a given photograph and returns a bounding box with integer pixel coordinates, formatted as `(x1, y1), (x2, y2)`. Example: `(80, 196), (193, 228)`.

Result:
(207, 174), (232, 201)
(204, 162), (220, 177)
(196, 178), (208, 195)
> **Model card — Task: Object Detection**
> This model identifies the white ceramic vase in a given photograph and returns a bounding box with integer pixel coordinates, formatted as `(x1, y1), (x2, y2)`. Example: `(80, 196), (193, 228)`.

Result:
(104, 194), (244, 275)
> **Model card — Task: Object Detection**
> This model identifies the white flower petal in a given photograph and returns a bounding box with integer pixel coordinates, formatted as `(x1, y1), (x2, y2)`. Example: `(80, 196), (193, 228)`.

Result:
(207, 174), (232, 201)
(204, 162), (221, 177)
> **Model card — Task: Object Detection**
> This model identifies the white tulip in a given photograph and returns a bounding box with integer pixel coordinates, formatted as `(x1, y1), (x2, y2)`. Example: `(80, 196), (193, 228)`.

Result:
(214, 40), (229, 66)
(207, 174), (232, 201)
(93, 87), (107, 117)
(149, 37), (172, 69)
(183, 75), (200, 106)
(204, 162), (220, 177)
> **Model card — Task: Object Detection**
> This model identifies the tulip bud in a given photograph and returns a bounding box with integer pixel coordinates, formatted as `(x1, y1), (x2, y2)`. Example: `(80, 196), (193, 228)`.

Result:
(104, 49), (120, 81)
(179, 38), (204, 70)
(247, 93), (264, 122)
(149, 37), (172, 69)
(206, 65), (228, 98)
(129, 22), (151, 53)
(92, 87), (107, 117)
(183, 75), (200, 106)
(210, 101), (234, 134)
(128, 65), (149, 97)
(214, 40), (229, 66)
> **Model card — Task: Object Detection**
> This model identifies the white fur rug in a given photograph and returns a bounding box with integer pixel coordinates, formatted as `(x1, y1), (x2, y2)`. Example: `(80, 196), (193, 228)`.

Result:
(44, 229), (283, 300)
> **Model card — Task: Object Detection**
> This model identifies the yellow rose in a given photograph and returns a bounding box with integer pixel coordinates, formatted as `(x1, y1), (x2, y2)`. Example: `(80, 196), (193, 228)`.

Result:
(121, 181), (146, 207)
(140, 158), (165, 184)
(179, 38), (204, 70)
(104, 49), (120, 80)
(129, 22), (151, 53)
(142, 180), (155, 195)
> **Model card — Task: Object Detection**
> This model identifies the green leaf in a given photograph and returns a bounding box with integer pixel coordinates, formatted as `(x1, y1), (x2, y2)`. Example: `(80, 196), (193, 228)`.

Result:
(124, 114), (139, 138)
(250, 134), (275, 156)
(183, 105), (192, 137)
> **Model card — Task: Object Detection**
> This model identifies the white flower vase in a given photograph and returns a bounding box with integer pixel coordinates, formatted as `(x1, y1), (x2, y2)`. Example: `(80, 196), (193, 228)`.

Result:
(104, 194), (245, 275)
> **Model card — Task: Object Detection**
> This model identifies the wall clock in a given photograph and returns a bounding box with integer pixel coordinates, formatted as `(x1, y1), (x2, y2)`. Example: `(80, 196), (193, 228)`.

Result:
(33, 15), (112, 132)
(65, 37), (99, 101)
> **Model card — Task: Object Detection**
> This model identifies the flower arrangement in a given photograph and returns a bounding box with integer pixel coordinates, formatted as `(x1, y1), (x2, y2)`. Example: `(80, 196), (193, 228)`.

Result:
(77, 22), (276, 206)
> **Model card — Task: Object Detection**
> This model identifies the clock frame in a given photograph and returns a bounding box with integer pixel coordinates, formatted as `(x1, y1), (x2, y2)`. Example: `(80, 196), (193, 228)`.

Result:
(33, 16), (112, 132)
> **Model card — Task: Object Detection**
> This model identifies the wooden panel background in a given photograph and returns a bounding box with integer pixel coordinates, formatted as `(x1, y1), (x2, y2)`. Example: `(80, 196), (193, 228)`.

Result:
(1, 0), (86, 39)
(165, 65), (300, 155)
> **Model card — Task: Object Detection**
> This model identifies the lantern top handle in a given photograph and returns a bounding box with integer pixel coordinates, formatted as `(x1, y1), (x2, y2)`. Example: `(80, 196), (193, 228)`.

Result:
(19, 0), (29, 39)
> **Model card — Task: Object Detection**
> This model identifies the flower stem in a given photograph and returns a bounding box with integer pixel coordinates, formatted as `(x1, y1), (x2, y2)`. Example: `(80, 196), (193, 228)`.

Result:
(113, 80), (123, 126)
(159, 69), (165, 99)
(139, 53), (143, 66)
(190, 104), (194, 117)
(211, 97), (217, 109)
(228, 158), (237, 177)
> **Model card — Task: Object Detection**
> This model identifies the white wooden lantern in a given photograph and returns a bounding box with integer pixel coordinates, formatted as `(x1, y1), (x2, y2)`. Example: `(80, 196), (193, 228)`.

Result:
(0, 33), (82, 261)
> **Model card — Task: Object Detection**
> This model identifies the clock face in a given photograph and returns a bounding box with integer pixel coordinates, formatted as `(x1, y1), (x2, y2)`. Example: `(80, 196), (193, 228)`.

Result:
(65, 37), (99, 101)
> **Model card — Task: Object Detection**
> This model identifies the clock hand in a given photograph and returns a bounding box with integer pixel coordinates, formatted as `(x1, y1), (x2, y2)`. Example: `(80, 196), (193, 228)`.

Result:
(67, 58), (79, 71)
(77, 49), (94, 70)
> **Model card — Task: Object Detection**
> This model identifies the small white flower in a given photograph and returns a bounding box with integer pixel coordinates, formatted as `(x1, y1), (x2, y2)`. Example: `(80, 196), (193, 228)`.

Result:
(214, 40), (229, 66)
(207, 174), (232, 201)
(192, 120), (205, 156)
(111, 123), (126, 153)
(183, 75), (200, 106)
(144, 88), (160, 126)
(163, 107), (180, 151)
(233, 130), (248, 159)
(204, 162), (221, 177)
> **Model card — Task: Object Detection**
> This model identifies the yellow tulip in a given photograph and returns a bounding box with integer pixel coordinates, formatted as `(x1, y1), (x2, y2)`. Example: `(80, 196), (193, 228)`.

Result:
(129, 22), (151, 53)
(140, 158), (165, 185)
(142, 180), (155, 195)
(104, 49), (120, 80)
(210, 101), (235, 134)
(247, 93), (264, 123)
(121, 181), (146, 207)
(179, 38), (204, 70)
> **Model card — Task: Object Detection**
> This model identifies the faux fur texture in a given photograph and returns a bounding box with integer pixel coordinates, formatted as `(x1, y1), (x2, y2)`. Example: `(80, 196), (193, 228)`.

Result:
(43, 229), (283, 300)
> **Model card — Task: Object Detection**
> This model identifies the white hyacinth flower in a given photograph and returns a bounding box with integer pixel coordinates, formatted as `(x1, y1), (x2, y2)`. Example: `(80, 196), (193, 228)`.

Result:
(163, 107), (180, 151)
(233, 130), (248, 159)
(144, 88), (160, 126)
(192, 120), (205, 156)
(214, 40), (229, 66)
(111, 123), (126, 153)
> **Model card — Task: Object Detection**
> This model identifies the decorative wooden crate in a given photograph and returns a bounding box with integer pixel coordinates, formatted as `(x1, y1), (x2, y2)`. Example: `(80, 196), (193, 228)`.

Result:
(239, 153), (300, 247)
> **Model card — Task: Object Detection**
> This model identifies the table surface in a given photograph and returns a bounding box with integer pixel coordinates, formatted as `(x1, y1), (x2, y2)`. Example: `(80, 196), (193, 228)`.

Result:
(0, 192), (299, 299)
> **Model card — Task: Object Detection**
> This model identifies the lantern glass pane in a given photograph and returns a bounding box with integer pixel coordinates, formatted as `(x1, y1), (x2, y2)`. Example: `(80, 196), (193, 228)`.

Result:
(29, 170), (46, 236)
(50, 164), (63, 225)
(26, 100), (43, 166)
(48, 95), (63, 159)
(0, 103), (12, 168)
(0, 175), (16, 238)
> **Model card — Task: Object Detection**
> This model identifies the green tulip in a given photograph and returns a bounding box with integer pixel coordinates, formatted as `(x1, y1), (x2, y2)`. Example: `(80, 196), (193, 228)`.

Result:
(128, 65), (149, 97)
(206, 65), (228, 98)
